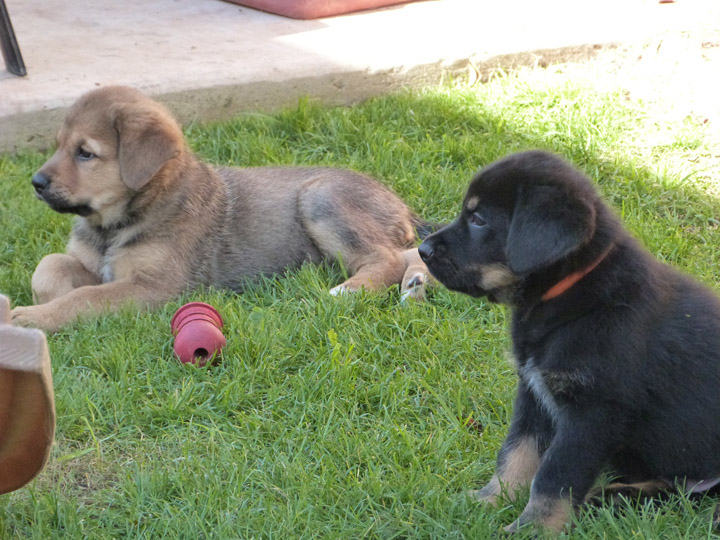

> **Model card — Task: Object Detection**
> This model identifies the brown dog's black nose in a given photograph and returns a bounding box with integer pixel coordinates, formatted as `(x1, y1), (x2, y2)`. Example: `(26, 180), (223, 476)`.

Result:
(32, 173), (50, 194)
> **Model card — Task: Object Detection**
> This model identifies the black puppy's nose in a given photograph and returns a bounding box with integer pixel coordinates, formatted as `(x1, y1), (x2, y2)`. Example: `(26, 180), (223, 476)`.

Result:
(418, 240), (435, 262)
(32, 172), (50, 193)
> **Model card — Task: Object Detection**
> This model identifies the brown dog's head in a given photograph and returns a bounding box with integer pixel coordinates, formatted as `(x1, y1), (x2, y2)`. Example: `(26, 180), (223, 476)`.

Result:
(32, 86), (185, 227)
(418, 151), (603, 305)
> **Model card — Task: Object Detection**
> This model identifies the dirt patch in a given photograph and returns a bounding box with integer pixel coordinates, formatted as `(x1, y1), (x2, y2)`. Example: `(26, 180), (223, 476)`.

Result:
(588, 29), (720, 136)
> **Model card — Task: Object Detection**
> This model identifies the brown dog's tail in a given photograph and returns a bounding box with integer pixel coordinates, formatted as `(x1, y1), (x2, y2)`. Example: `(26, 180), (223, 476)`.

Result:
(413, 217), (445, 240)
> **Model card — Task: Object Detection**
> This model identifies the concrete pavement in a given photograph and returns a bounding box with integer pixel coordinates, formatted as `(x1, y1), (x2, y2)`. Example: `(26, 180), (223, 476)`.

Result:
(1, 0), (718, 153)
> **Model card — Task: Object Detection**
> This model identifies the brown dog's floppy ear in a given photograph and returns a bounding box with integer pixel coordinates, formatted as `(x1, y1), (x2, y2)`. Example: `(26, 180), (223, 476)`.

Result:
(111, 103), (183, 190)
(506, 183), (596, 276)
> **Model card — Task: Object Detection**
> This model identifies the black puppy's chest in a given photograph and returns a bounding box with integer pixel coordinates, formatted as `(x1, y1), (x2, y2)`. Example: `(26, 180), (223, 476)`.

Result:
(516, 352), (596, 419)
(511, 303), (602, 418)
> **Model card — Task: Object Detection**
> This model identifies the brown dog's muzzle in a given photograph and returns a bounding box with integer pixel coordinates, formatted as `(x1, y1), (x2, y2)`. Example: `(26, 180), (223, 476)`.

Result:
(31, 170), (93, 217)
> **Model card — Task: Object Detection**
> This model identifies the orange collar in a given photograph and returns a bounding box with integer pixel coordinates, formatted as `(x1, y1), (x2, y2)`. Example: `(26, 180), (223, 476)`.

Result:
(541, 246), (613, 301)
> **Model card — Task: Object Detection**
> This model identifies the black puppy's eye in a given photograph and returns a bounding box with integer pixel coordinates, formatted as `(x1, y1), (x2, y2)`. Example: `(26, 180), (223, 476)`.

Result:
(469, 212), (487, 227)
(76, 147), (96, 161)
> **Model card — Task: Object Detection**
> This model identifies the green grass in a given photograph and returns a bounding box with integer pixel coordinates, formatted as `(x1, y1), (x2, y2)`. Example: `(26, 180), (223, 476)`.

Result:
(1, 67), (720, 539)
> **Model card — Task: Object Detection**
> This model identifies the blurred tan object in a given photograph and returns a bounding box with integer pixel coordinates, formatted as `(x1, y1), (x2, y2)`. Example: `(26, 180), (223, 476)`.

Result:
(0, 294), (55, 493)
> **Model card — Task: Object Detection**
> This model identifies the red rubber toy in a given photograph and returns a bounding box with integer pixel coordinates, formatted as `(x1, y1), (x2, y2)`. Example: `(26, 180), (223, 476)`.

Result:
(170, 302), (226, 366)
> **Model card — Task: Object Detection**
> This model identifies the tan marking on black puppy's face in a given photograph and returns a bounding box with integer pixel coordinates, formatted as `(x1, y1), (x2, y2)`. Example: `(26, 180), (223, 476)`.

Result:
(32, 86), (184, 227)
(465, 195), (480, 212)
(479, 263), (516, 290)
(420, 151), (601, 305)
(419, 183), (520, 302)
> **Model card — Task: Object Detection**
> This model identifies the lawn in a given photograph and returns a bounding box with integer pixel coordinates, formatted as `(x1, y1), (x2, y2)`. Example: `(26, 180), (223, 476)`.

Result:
(1, 66), (719, 539)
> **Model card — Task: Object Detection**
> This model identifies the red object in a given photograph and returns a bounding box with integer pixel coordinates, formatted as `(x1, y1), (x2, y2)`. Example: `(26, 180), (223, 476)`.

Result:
(541, 245), (614, 302)
(170, 302), (226, 366)
(223, 0), (414, 19)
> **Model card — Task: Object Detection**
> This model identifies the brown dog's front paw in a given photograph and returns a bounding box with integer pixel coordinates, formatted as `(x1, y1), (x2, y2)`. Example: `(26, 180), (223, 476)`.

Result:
(10, 306), (59, 333)
(10, 306), (35, 327)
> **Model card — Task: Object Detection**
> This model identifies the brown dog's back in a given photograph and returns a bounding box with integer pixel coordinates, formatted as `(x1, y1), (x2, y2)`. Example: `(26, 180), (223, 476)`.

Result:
(11, 86), (431, 331)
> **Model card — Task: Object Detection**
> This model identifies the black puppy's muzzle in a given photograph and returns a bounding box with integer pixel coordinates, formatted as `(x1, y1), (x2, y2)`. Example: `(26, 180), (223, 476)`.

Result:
(418, 236), (445, 264)
(32, 172), (51, 195)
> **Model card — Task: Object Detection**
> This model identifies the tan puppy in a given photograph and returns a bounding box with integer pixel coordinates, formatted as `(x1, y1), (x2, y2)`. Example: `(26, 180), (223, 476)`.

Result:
(11, 86), (431, 332)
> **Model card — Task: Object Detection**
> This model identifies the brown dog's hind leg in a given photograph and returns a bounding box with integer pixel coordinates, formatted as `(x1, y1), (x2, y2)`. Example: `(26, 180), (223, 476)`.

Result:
(298, 175), (423, 297)
(31, 253), (100, 305)
(328, 247), (408, 295)
(399, 248), (433, 301)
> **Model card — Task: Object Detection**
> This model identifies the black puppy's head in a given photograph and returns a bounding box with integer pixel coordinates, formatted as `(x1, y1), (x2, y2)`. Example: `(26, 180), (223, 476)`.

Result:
(419, 151), (599, 304)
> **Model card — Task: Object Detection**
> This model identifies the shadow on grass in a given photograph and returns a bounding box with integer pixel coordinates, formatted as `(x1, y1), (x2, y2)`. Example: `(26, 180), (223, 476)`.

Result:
(3, 79), (718, 302)
(186, 81), (720, 282)
(0, 77), (719, 539)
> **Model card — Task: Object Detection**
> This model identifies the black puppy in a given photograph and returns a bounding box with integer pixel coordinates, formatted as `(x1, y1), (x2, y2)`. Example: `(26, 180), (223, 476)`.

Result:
(419, 150), (720, 533)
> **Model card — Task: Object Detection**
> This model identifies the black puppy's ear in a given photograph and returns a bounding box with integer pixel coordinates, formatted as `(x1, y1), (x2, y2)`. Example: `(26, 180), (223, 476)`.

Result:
(506, 183), (596, 275)
(111, 103), (183, 190)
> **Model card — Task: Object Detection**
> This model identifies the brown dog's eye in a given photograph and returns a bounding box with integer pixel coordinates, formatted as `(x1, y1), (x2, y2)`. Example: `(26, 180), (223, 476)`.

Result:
(469, 212), (487, 227)
(76, 147), (96, 161)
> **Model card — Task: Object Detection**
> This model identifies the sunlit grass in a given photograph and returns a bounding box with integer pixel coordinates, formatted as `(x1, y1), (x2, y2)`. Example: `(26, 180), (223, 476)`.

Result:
(1, 66), (718, 538)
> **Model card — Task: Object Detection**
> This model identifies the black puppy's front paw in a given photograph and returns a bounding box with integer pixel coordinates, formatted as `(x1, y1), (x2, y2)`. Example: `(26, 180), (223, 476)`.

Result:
(506, 494), (573, 535)
(501, 519), (542, 539)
